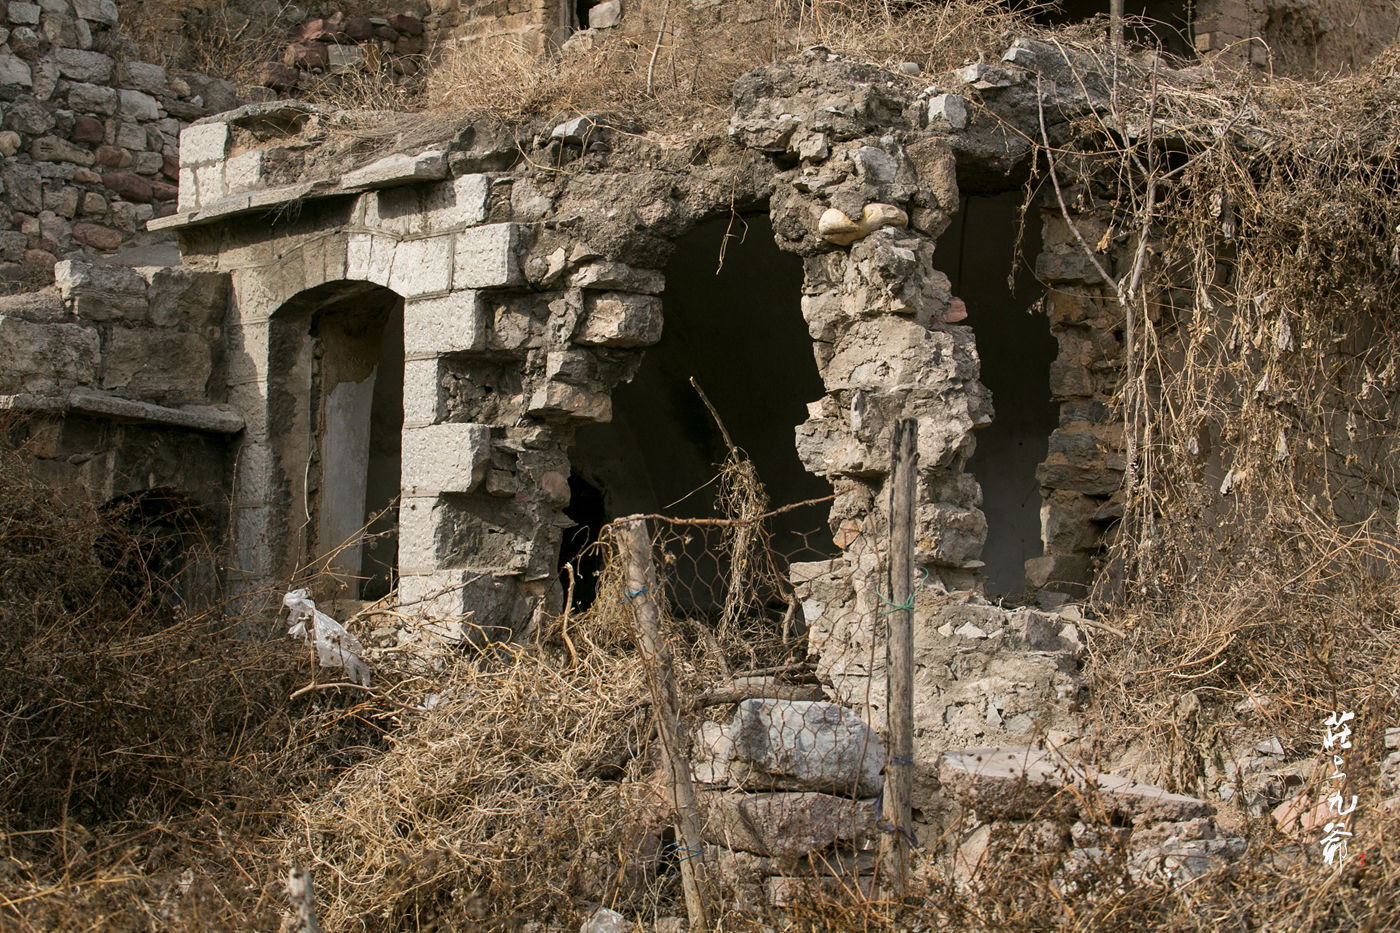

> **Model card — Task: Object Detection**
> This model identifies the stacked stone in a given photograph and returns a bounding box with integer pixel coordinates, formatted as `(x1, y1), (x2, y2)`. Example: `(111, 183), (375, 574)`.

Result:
(421, 0), (556, 57)
(1030, 223), (1126, 598)
(255, 9), (427, 93)
(0, 0), (241, 282)
(1193, 0), (1269, 65)
(690, 697), (886, 907)
(729, 49), (992, 594)
(940, 747), (1247, 890)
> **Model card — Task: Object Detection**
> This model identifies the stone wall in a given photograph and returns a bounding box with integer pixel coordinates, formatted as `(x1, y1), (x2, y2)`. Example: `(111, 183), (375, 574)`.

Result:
(423, 0), (566, 55)
(0, 0), (245, 287)
(250, 9), (429, 95)
(0, 260), (240, 583)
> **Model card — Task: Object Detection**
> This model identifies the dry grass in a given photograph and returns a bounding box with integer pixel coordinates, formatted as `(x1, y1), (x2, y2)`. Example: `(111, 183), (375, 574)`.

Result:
(0, 429), (396, 931)
(420, 0), (1043, 130)
(1010, 36), (1400, 801)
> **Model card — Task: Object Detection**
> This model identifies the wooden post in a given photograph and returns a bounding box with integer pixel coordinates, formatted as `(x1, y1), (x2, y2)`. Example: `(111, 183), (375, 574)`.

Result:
(879, 418), (917, 896)
(618, 518), (711, 932)
(286, 864), (320, 933)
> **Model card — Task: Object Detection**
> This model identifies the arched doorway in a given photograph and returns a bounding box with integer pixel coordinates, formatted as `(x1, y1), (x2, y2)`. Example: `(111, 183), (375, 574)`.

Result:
(269, 281), (404, 600)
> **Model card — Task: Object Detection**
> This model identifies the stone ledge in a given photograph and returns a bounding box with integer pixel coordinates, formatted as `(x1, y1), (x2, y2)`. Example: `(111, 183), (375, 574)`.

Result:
(0, 389), (245, 433)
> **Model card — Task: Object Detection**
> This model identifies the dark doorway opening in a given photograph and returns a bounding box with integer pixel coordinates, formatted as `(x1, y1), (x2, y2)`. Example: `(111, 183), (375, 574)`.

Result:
(270, 282), (404, 601)
(1034, 0), (1195, 56)
(938, 192), (1055, 595)
(568, 213), (836, 605)
(559, 472), (607, 610)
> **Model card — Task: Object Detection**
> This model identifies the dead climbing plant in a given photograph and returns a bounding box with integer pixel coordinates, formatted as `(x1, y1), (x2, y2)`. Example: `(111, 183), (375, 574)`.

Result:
(1028, 42), (1400, 769)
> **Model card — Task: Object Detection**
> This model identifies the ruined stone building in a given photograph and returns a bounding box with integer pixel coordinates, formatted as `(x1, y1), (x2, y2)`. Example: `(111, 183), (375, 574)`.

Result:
(2, 0), (1394, 636)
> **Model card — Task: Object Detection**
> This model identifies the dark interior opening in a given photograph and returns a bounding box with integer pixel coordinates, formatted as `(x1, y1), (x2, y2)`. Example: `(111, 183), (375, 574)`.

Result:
(568, 213), (836, 603)
(271, 282), (404, 601)
(559, 472), (607, 609)
(574, 0), (598, 29)
(361, 303), (404, 601)
(938, 192), (1055, 595)
(1034, 0), (1195, 56)
(97, 489), (207, 609)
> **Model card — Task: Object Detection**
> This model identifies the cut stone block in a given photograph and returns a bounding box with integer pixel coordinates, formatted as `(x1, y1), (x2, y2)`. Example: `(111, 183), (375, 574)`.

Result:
(54, 259), (148, 322)
(388, 235), (453, 298)
(398, 569), (514, 642)
(0, 315), (100, 394)
(342, 149), (448, 190)
(729, 699), (885, 796)
(453, 223), (521, 289)
(180, 122), (229, 166)
(401, 422), (491, 495)
(346, 233), (395, 287)
(424, 174), (489, 230)
(224, 149), (263, 192)
(403, 292), (487, 356)
(699, 791), (875, 859)
(939, 748), (1214, 823)
(402, 358), (444, 427)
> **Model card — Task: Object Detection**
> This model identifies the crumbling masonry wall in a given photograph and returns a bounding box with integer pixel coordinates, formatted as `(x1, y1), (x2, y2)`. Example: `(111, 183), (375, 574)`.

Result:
(0, 0), (247, 281)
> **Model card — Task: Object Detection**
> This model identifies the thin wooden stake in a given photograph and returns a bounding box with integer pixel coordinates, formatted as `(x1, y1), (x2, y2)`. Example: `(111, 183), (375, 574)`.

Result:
(619, 518), (711, 932)
(879, 418), (917, 896)
(286, 863), (320, 933)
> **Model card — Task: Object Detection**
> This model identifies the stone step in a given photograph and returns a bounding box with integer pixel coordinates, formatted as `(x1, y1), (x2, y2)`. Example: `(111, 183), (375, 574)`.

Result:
(939, 747), (1214, 823)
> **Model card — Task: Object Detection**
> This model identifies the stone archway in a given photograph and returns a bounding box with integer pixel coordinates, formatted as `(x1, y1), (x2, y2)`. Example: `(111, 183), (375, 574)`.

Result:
(266, 280), (405, 600)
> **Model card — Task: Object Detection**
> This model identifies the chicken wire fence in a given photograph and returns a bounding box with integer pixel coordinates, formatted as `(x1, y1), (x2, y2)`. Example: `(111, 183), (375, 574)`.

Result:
(563, 468), (916, 920)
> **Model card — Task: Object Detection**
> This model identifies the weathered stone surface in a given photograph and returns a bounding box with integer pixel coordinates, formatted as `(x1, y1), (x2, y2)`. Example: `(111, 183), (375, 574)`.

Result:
(116, 61), (168, 96)
(401, 423), (491, 495)
(144, 267), (229, 329)
(388, 235), (454, 298)
(342, 149), (448, 189)
(101, 326), (211, 398)
(728, 699), (884, 796)
(70, 115), (103, 143)
(927, 93), (969, 130)
(423, 173), (489, 230)
(568, 261), (664, 294)
(118, 89), (161, 122)
(70, 221), (121, 250)
(179, 122), (228, 165)
(93, 143), (129, 167)
(32, 134), (94, 165)
(70, 0), (117, 25)
(588, 0), (621, 27)
(0, 52), (32, 86)
(53, 47), (111, 82)
(453, 223), (521, 289)
(404, 292), (487, 355)
(574, 292), (661, 347)
(939, 748), (1214, 823)
(700, 791), (875, 859)
(103, 170), (153, 203)
(525, 382), (611, 422)
(7, 2), (41, 25)
(224, 149), (263, 192)
(0, 313), (100, 393)
(55, 259), (147, 322)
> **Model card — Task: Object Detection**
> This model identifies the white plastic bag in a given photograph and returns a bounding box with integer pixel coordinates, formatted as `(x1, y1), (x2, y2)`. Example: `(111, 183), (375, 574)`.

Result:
(283, 589), (371, 686)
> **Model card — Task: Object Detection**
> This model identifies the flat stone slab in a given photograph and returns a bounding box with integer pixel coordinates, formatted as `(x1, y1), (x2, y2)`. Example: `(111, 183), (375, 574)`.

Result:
(939, 747), (1213, 823)
(700, 791), (875, 859)
(1, 390), (245, 434)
